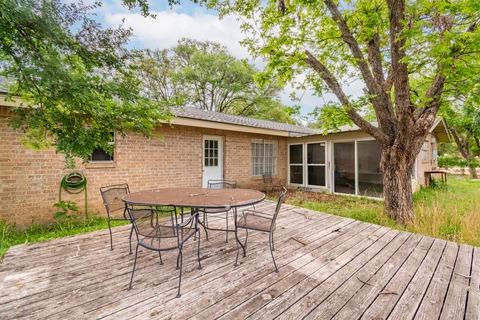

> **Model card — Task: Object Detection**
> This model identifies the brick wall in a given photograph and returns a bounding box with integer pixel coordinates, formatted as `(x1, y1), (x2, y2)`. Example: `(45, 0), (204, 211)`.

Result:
(0, 107), (287, 226)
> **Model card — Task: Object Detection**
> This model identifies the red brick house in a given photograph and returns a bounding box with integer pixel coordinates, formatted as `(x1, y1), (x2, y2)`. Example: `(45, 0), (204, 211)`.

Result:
(0, 94), (449, 226)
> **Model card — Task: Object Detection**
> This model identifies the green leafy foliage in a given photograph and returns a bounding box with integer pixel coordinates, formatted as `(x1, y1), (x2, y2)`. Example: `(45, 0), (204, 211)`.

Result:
(211, 0), (480, 128)
(135, 39), (301, 123)
(210, 0), (480, 222)
(441, 76), (480, 175)
(0, 0), (171, 164)
(438, 154), (468, 168)
(53, 200), (80, 223)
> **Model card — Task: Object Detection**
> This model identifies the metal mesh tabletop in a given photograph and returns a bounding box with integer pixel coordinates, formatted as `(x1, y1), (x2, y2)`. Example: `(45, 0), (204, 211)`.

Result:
(122, 187), (265, 209)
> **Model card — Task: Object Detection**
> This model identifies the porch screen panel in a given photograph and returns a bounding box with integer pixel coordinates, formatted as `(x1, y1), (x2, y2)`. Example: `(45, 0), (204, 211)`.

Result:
(307, 143), (326, 187)
(357, 140), (383, 197)
(289, 144), (303, 184)
(333, 142), (355, 194)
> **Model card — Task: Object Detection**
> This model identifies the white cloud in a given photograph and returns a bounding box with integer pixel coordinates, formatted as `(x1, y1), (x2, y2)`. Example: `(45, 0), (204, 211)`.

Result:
(104, 10), (250, 59)
(101, 8), (365, 118)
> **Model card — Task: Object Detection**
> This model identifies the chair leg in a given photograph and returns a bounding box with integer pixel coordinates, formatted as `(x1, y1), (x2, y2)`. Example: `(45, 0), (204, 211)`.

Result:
(204, 212), (209, 241)
(107, 218), (114, 251)
(243, 229), (249, 257)
(225, 211), (229, 243)
(271, 232), (275, 251)
(128, 225), (134, 254)
(129, 244), (140, 289)
(197, 228), (202, 270)
(234, 208), (245, 266)
(176, 250), (180, 270)
(234, 228), (241, 267)
(177, 247), (183, 298)
(158, 237), (163, 265)
(269, 232), (279, 273)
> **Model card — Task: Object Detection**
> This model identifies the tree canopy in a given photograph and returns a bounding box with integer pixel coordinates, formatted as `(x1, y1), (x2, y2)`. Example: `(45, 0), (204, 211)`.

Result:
(208, 0), (480, 222)
(136, 39), (301, 123)
(441, 77), (480, 178)
(0, 0), (170, 165)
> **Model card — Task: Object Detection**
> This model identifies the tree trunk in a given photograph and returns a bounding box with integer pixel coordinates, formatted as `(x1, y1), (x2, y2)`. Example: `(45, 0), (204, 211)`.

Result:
(449, 128), (477, 178)
(381, 148), (414, 224)
(468, 165), (478, 179)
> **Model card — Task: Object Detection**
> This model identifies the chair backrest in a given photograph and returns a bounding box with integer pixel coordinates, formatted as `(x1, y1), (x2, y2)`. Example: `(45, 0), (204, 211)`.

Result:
(125, 204), (195, 249)
(208, 179), (237, 189)
(271, 187), (288, 227)
(100, 183), (130, 215)
(263, 173), (273, 184)
(124, 204), (158, 237)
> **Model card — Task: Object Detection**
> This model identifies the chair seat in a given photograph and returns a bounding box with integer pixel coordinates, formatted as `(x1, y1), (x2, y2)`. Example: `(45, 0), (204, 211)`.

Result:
(138, 224), (196, 250)
(236, 213), (273, 232)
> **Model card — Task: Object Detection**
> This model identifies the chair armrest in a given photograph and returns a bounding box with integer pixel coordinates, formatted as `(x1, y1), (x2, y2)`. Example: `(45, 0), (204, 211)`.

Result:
(176, 212), (198, 228)
(242, 209), (273, 220)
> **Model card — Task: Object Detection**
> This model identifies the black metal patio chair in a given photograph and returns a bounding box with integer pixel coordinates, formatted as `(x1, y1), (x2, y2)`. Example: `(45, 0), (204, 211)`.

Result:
(100, 183), (134, 253)
(125, 205), (201, 298)
(234, 186), (287, 272)
(262, 173), (283, 193)
(200, 179), (237, 242)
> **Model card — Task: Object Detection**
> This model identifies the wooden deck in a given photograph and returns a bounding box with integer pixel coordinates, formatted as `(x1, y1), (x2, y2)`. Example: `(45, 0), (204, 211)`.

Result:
(0, 201), (479, 319)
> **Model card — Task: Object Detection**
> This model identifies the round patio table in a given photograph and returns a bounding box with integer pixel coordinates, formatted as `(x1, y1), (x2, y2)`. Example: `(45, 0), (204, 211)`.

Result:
(122, 187), (265, 209)
(122, 187), (266, 242)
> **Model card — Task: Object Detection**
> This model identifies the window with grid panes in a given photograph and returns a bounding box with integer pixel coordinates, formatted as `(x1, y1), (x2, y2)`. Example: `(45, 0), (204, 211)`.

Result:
(251, 139), (277, 176)
(204, 139), (219, 167)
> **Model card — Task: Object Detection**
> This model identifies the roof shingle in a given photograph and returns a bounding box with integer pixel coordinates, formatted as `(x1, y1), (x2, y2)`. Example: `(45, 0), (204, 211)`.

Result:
(172, 107), (317, 136)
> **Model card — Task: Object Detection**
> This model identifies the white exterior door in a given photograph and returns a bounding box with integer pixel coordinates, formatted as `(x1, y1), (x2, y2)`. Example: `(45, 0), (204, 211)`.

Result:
(202, 135), (223, 188)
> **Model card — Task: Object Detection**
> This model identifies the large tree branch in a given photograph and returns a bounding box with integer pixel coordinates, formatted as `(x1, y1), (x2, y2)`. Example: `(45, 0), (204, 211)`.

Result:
(413, 75), (445, 137)
(367, 34), (386, 85)
(474, 137), (480, 156)
(323, 0), (394, 138)
(449, 126), (470, 159)
(323, 0), (377, 91)
(387, 0), (412, 129)
(367, 34), (396, 137)
(305, 50), (388, 144)
(415, 20), (478, 136)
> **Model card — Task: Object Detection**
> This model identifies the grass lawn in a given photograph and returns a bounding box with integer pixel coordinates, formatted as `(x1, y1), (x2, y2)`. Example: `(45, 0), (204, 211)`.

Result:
(285, 175), (480, 247)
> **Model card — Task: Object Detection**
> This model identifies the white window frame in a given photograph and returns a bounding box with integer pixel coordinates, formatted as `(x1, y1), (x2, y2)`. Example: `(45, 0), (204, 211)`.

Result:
(288, 143), (304, 186)
(251, 139), (277, 177)
(306, 141), (327, 188)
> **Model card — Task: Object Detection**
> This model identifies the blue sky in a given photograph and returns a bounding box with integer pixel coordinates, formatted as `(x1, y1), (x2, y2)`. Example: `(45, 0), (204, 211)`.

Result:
(92, 1), (361, 119)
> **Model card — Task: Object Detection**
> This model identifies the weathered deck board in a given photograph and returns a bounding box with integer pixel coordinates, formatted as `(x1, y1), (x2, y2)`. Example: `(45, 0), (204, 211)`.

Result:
(0, 201), (478, 320)
(439, 244), (474, 320)
(466, 247), (480, 320)
(387, 239), (446, 320)
(302, 231), (411, 319)
(414, 241), (458, 320)
(360, 236), (435, 319)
